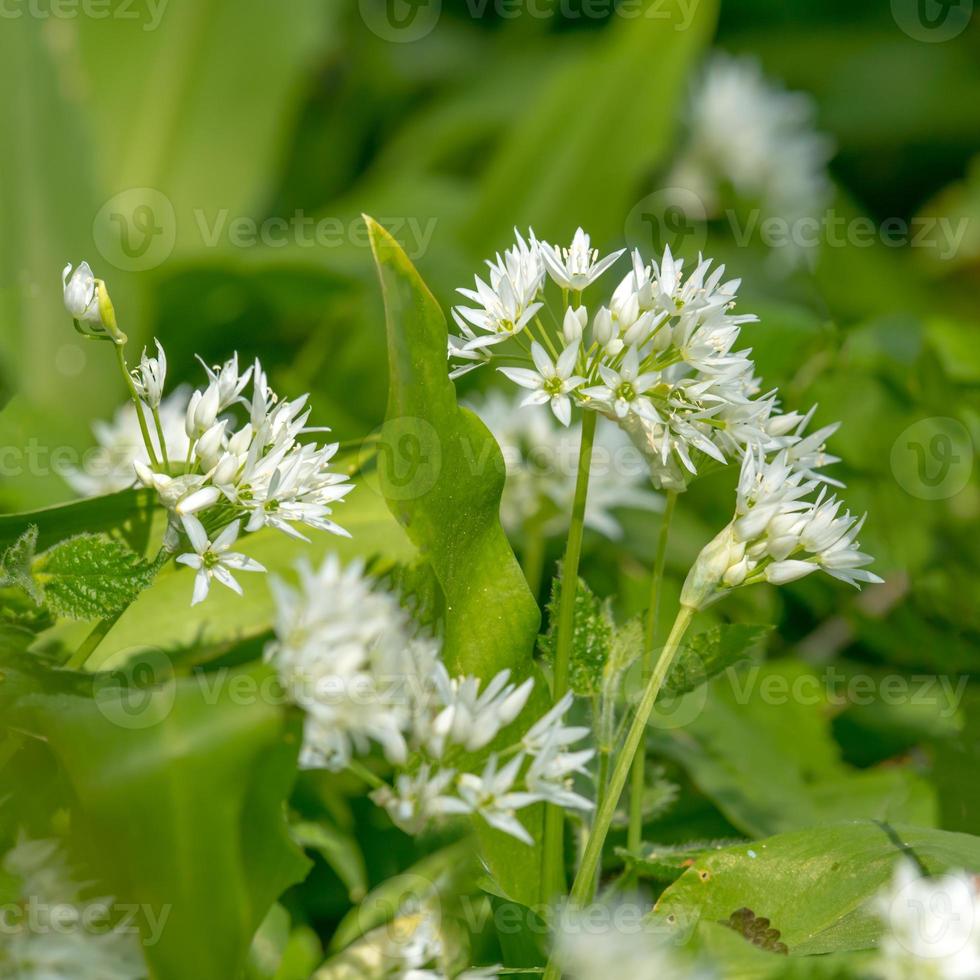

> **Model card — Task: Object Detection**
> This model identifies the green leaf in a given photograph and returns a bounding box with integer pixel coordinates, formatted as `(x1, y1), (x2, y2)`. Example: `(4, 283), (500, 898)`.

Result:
(0, 525), (41, 604)
(539, 570), (613, 698)
(655, 659), (936, 836)
(366, 218), (543, 906)
(31, 532), (156, 620)
(27, 661), (311, 980)
(655, 821), (980, 955)
(662, 624), (772, 699)
(291, 819), (368, 903)
(618, 839), (746, 885)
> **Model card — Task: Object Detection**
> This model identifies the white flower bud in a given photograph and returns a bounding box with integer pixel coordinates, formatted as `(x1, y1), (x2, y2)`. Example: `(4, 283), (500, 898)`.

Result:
(680, 524), (744, 609)
(592, 307), (614, 346)
(134, 339), (168, 410)
(562, 305), (587, 343)
(62, 261), (126, 343)
(195, 420), (227, 473)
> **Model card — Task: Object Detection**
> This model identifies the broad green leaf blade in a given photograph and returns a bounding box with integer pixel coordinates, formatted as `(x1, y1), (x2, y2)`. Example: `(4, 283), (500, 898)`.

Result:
(367, 215), (545, 907)
(29, 662), (311, 980)
(463, 0), (718, 250)
(0, 489), (158, 555)
(32, 532), (156, 620)
(655, 659), (936, 836)
(655, 821), (980, 955)
(365, 216), (540, 681)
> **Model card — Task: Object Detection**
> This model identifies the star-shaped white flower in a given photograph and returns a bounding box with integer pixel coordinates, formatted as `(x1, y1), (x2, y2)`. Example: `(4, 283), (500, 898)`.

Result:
(498, 341), (585, 426)
(581, 346), (662, 422)
(540, 228), (624, 291)
(133, 339), (167, 409)
(176, 516), (265, 606)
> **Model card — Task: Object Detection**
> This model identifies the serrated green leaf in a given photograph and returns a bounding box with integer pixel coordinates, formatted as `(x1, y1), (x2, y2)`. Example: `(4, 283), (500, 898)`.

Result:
(655, 822), (980, 955)
(540, 569), (613, 698)
(31, 532), (157, 620)
(662, 624), (772, 699)
(0, 524), (41, 605)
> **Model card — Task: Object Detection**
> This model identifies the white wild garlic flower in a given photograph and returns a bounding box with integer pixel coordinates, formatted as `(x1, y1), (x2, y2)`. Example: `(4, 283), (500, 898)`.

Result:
(449, 228), (803, 490)
(266, 556), (594, 845)
(0, 837), (146, 980)
(668, 52), (834, 271)
(680, 429), (881, 609)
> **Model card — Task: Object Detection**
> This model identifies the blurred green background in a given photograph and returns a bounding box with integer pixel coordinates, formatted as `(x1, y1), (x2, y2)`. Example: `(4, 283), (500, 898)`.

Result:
(1, 0), (979, 943)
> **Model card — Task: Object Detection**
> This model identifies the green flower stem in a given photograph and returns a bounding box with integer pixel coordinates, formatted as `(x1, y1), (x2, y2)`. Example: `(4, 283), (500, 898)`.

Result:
(541, 409), (597, 903)
(627, 489), (678, 852)
(541, 603), (696, 980)
(65, 611), (124, 670)
(114, 343), (159, 468)
(151, 406), (171, 472)
(346, 759), (386, 791)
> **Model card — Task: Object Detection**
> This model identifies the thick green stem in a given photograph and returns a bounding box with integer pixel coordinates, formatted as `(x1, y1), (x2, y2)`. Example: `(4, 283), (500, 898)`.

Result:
(627, 490), (677, 852)
(541, 410), (597, 903)
(115, 344), (159, 468)
(541, 604), (696, 980)
(65, 612), (123, 670)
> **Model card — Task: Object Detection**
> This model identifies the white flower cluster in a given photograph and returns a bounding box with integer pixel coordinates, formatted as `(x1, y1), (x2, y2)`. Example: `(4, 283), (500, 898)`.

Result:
(0, 837), (145, 980)
(449, 227), (800, 490)
(669, 53), (834, 270)
(266, 556), (594, 845)
(873, 860), (980, 980)
(472, 390), (661, 541)
(680, 425), (882, 609)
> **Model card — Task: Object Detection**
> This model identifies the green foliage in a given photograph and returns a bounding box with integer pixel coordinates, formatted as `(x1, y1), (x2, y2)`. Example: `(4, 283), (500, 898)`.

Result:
(662, 624), (773, 699)
(25, 661), (310, 980)
(657, 822), (980, 955)
(540, 569), (613, 698)
(31, 532), (157, 620)
(656, 660), (936, 836)
(366, 218), (544, 906)
(1, 524), (157, 620)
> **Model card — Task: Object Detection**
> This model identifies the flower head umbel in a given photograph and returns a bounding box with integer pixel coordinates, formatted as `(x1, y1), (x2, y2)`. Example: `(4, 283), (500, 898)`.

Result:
(680, 426), (882, 609)
(872, 860), (980, 980)
(266, 557), (594, 844)
(449, 229), (804, 489)
(60, 278), (354, 606)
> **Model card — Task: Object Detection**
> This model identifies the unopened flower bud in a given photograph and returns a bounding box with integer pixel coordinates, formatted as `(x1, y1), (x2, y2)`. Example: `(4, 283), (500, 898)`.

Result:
(592, 307), (614, 346)
(562, 305), (587, 343)
(62, 261), (127, 344)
